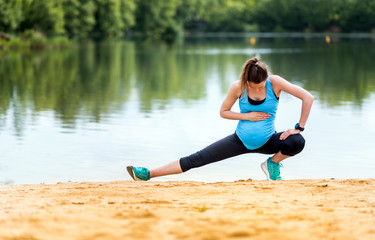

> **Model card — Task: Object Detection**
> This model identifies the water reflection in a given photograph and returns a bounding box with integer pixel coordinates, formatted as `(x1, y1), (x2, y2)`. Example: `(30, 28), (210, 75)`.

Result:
(264, 42), (375, 107)
(0, 39), (374, 137)
(134, 43), (208, 112)
(0, 41), (135, 136)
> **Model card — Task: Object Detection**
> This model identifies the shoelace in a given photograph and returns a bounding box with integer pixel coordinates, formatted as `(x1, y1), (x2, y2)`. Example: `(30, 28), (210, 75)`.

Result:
(270, 162), (283, 176)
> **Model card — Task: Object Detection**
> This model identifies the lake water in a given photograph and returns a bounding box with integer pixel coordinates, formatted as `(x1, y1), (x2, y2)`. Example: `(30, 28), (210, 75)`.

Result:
(1, 37), (375, 184)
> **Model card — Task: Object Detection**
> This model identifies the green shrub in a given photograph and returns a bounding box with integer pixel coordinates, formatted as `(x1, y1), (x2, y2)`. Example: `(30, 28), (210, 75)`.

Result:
(49, 36), (72, 49)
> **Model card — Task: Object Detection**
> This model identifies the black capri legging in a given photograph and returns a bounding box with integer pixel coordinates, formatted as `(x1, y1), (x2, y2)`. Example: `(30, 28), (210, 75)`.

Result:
(179, 132), (305, 172)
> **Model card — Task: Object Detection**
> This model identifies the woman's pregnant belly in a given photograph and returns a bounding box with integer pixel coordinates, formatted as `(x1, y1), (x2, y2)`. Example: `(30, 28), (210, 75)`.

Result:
(235, 118), (275, 150)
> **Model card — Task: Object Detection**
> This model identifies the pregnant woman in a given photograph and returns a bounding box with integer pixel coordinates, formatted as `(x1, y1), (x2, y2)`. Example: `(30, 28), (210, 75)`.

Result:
(127, 57), (314, 181)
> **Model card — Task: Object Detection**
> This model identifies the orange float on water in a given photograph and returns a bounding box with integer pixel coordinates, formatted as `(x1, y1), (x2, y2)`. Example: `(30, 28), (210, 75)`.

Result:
(250, 37), (256, 45)
(325, 35), (331, 43)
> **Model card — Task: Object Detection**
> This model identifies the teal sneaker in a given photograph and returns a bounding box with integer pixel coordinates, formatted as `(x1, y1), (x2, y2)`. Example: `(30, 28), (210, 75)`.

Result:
(261, 157), (283, 181)
(127, 166), (150, 181)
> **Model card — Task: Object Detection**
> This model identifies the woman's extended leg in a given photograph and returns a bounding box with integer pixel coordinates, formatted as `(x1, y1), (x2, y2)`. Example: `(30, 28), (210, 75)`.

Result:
(150, 160), (182, 178)
(127, 133), (250, 181)
(151, 133), (250, 179)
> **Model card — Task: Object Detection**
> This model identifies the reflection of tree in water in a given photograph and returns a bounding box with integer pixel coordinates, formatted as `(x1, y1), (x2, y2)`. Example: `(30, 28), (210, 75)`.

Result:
(0, 40), (135, 136)
(133, 41), (256, 112)
(1, 40), (374, 136)
(134, 42), (208, 112)
(264, 41), (375, 107)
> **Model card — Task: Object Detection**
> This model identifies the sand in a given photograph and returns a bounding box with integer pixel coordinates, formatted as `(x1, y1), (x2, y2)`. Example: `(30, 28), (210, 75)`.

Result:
(1, 179), (375, 240)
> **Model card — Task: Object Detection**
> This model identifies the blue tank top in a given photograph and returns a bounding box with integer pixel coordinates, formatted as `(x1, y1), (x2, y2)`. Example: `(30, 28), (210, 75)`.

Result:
(235, 77), (279, 150)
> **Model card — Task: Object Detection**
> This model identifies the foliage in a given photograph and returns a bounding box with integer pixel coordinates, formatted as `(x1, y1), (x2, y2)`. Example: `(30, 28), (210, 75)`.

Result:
(0, 30), (71, 50)
(203, 0), (256, 32)
(119, 0), (137, 31)
(91, 0), (136, 36)
(19, 0), (65, 34)
(0, 0), (23, 32)
(251, 0), (375, 32)
(338, 0), (375, 32)
(134, 0), (182, 40)
(62, 0), (96, 36)
(251, 0), (334, 32)
(0, 0), (375, 42)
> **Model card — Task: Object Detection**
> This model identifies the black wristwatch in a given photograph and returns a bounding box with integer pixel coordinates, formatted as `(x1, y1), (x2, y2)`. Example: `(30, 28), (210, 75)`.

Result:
(295, 123), (304, 132)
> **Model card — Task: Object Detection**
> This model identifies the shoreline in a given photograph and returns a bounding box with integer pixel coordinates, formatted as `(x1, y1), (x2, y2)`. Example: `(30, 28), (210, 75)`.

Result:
(1, 179), (374, 240)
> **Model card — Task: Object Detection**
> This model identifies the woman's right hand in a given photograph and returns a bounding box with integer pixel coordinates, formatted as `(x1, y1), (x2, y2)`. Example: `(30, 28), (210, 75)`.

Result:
(243, 111), (270, 121)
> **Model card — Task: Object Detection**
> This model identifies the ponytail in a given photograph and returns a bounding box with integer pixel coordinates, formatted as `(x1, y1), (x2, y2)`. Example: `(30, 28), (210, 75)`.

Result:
(239, 57), (268, 91)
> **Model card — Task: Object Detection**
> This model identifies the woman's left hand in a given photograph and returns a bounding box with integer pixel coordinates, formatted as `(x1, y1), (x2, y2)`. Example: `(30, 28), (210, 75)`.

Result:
(279, 129), (301, 140)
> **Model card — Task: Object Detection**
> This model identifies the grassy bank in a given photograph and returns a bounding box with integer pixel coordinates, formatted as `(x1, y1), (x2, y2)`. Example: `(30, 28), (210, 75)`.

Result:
(0, 31), (71, 50)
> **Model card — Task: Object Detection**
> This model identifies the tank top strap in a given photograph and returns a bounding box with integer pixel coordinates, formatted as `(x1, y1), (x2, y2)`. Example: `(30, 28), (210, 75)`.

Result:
(266, 78), (271, 92)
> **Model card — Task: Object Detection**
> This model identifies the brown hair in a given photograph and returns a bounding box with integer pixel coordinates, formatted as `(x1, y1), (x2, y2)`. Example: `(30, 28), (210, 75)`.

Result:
(239, 57), (268, 91)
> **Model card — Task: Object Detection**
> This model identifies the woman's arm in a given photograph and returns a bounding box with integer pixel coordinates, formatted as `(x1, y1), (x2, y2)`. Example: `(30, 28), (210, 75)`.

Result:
(270, 75), (314, 140)
(220, 81), (270, 121)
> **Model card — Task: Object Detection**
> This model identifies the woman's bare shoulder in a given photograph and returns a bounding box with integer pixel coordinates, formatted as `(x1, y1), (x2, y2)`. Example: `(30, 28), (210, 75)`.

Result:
(231, 80), (243, 92)
(269, 75), (287, 88)
(269, 75), (287, 95)
(269, 74), (284, 83)
(227, 80), (243, 98)
(232, 80), (242, 88)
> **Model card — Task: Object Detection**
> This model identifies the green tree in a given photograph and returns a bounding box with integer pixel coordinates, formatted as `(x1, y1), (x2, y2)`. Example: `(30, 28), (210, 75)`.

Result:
(302, 0), (332, 32)
(175, 0), (208, 31)
(62, 0), (96, 36)
(204, 0), (255, 32)
(92, 0), (121, 35)
(134, 0), (182, 40)
(91, 0), (136, 36)
(119, 0), (136, 31)
(339, 0), (375, 32)
(0, 0), (23, 32)
(19, 0), (65, 34)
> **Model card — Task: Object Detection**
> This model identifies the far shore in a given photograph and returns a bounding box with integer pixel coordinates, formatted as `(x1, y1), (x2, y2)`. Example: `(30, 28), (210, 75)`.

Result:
(1, 179), (374, 240)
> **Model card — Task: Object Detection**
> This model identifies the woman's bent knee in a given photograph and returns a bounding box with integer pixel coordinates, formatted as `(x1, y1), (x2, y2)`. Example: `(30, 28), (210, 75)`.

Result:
(295, 134), (306, 154)
(281, 134), (305, 156)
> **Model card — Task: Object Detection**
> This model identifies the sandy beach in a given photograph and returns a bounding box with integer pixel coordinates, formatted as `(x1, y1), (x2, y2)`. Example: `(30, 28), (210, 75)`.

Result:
(1, 179), (374, 240)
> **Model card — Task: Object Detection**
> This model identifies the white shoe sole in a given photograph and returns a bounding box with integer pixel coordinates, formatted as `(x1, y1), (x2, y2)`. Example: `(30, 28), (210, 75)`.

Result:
(260, 161), (271, 181)
(126, 166), (143, 181)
